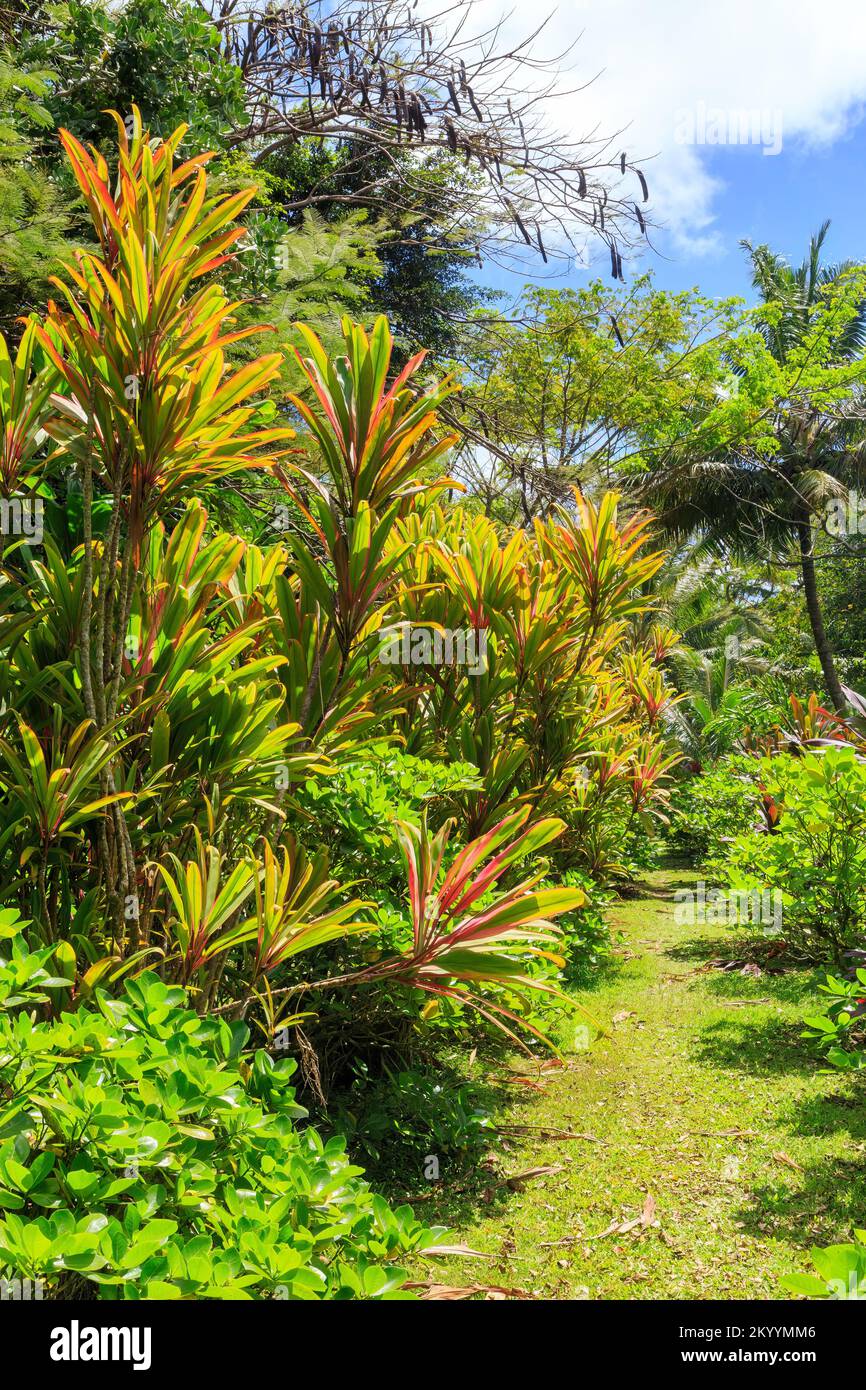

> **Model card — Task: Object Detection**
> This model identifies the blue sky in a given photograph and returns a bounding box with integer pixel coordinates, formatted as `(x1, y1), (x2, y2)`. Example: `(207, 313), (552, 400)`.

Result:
(652, 131), (866, 301)
(466, 0), (866, 309)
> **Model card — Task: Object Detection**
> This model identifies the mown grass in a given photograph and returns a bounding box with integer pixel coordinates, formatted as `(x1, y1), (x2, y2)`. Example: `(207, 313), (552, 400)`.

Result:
(401, 866), (866, 1299)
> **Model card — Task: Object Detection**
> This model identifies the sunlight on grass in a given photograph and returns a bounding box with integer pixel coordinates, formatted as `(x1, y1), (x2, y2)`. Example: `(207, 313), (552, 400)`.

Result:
(402, 867), (866, 1299)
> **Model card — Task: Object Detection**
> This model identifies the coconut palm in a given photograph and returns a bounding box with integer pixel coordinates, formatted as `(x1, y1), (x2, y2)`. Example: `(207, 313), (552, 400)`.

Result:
(639, 223), (866, 710)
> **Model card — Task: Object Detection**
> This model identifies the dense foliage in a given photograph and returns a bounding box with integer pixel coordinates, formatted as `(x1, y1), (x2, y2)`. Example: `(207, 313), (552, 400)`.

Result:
(0, 110), (678, 1298)
(4, 0), (866, 1311)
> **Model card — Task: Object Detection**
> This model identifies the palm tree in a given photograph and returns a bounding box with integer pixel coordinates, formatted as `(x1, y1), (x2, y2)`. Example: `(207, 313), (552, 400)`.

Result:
(639, 223), (866, 710)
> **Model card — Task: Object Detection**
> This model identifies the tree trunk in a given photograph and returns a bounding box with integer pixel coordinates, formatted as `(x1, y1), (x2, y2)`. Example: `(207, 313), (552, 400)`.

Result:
(797, 517), (847, 712)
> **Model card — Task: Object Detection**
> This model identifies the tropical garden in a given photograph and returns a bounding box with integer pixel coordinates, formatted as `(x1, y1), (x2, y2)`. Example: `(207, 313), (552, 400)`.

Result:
(1, 0), (865, 1305)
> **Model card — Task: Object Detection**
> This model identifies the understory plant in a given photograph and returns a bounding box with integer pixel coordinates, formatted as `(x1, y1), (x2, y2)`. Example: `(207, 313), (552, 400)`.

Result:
(0, 111), (679, 1297)
(0, 918), (442, 1299)
(782, 1237), (866, 1300)
(802, 968), (866, 1071)
(723, 749), (866, 961)
(668, 755), (767, 874)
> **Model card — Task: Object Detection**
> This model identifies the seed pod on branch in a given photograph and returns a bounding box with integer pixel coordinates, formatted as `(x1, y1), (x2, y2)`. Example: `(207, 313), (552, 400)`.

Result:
(221, 0), (654, 272)
(506, 200), (533, 246)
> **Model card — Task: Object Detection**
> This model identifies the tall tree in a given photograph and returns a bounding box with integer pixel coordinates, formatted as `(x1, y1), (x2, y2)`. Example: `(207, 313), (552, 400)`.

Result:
(0, 52), (69, 334)
(450, 278), (745, 525)
(639, 226), (866, 712)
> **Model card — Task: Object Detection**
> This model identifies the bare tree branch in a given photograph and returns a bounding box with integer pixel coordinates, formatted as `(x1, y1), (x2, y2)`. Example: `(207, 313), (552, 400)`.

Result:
(204, 0), (653, 270)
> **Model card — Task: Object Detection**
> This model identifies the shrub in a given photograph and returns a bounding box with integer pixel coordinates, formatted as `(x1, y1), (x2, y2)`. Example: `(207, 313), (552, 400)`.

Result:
(801, 968), (866, 1072)
(781, 969), (866, 1300)
(668, 755), (765, 871)
(723, 750), (866, 961)
(782, 1237), (866, 1299)
(548, 869), (615, 984)
(0, 926), (442, 1300)
(292, 750), (481, 888)
(334, 1062), (497, 1180)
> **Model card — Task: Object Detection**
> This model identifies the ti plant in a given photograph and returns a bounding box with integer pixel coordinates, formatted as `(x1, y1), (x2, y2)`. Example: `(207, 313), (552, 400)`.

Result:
(388, 808), (591, 1048)
(27, 107), (294, 933)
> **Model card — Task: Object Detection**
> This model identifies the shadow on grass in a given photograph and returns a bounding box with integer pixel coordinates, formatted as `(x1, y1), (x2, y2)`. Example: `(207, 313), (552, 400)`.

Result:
(785, 1084), (866, 1142)
(700, 967), (822, 1007)
(667, 933), (750, 963)
(734, 1156), (866, 1250)
(324, 1048), (564, 1230)
(692, 1014), (816, 1077)
(665, 932), (818, 975)
(617, 875), (698, 904)
(563, 950), (624, 995)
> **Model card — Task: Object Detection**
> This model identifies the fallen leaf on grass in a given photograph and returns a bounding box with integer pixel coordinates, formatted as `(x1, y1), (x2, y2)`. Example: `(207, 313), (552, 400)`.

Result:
(405, 1282), (536, 1301)
(658, 1229), (681, 1252)
(590, 1192), (658, 1240)
(505, 1164), (565, 1189)
(611, 1010), (637, 1026)
(500, 1076), (549, 1092)
(497, 1123), (601, 1143)
(772, 1150), (804, 1173)
(688, 1127), (758, 1139)
(506, 1058), (563, 1075)
(420, 1244), (493, 1259)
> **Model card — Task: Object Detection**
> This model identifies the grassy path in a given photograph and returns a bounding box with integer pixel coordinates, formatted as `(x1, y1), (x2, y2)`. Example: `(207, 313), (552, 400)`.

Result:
(415, 865), (866, 1299)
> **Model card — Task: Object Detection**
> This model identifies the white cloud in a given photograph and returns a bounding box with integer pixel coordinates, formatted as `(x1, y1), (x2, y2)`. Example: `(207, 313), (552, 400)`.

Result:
(453, 0), (866, 259)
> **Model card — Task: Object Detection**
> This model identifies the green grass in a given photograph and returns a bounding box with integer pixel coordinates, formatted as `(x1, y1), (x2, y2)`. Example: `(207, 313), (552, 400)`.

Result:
(401, 866), (866, 1299)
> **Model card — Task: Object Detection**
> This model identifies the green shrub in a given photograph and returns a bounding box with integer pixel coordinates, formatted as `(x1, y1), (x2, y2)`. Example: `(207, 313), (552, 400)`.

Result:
(620, 826), (665, 875)
(782, 1236), (866, 1299)
(668, 755), (765, 871)
(801, 968), (866, 1071)
(292, 750), (481, 888)
(724, 749), (866, 961)
(553, 869), (615, 984)
(0, 921), (442, 1300)
(782, 970), (866, 1300)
